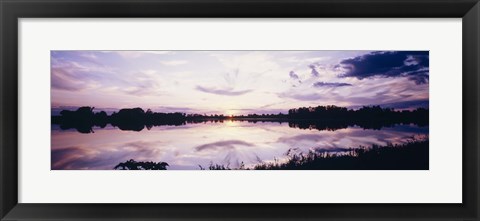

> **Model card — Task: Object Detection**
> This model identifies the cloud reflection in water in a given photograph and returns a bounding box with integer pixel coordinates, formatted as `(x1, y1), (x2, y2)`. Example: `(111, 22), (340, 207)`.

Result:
(52, 121), (428, 170)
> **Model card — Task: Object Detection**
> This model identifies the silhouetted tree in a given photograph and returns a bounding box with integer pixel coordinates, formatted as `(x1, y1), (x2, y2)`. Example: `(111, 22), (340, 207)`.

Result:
(114, 159), (169, 170)
(52, 105), (428, 133)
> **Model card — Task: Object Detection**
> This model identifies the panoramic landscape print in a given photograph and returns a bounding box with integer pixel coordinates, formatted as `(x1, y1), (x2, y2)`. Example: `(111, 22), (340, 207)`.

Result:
(51, 50), (429, 170)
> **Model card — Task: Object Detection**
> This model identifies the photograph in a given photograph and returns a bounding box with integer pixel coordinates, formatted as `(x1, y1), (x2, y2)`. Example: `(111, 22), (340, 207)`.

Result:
(51, 50), (429, 170)
(3, 0), (478, 219)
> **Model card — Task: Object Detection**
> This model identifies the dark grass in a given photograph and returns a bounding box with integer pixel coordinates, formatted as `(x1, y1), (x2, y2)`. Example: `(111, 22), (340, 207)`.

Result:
(253, 139), (429, 170)
(114, 159), (169, 170)
(112, 139), (428, 170)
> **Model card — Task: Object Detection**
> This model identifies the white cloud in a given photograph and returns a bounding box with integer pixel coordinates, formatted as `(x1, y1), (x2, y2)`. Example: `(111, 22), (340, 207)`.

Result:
(282, 56), (329, 64)
(160, 60), (188, 66)
(104, 51), (172, 59)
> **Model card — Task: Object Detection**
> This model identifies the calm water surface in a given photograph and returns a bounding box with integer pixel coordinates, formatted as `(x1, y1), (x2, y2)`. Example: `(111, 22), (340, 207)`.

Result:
(51, 121), (428, 170)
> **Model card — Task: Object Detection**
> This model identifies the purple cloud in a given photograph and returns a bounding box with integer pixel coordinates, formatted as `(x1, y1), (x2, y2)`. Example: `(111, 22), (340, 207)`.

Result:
(52, 140), (167, 170)
(195, 140), (254, 152)
(289, 71), (299, 79)
(378, 99), (429, 110)
(51, 146), (106, 170)
(51, 68), (88, 91)
(196, 85), (252, 96)
(309, 64), (320, 77)
(337, 51), (429, 84)
(313, 82), (352, 88)
(279, 93), (324, 101)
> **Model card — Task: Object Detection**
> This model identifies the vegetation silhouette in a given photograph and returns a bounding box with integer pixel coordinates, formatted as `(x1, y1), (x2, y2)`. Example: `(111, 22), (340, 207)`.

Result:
(253, 139), (428, 170)
(114, 159), (169, 170)
(198, 161), (247, 170)
(111, 140), (428, 170)
(52, 107), (186, 133)
(51, 107), (107, 133)
(200, 139), (428, 170)
(52, 105), (428, 133)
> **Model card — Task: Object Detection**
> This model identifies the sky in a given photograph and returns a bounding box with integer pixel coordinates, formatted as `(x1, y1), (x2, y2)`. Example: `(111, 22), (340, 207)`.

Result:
(51, 50), (429, 115)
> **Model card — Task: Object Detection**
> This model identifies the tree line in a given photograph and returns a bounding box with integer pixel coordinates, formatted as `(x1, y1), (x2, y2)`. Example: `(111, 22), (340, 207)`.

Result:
(52, 105), (428, 133)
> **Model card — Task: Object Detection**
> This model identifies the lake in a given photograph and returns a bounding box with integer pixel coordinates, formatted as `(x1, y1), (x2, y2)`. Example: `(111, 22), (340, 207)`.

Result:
(51, 120), (428, 170)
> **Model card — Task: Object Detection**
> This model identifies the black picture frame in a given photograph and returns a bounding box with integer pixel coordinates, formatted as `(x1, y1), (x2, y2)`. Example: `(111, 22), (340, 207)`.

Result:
(1, 0), (479, 220)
